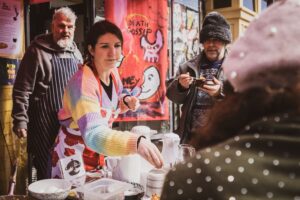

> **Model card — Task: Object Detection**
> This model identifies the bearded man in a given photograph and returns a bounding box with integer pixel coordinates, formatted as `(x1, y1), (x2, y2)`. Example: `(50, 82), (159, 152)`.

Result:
(12, 7), (82, 181)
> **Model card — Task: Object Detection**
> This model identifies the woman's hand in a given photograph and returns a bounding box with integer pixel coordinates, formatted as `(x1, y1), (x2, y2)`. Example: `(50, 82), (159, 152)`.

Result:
(124, 96), (140, 111)
(137, 138), (164, 168)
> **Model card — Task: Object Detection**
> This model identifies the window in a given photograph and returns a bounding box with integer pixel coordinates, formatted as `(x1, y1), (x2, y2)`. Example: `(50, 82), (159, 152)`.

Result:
(262, 0), (275, 11)
(213, 0), (231, 9)
(261, 0), (268, 11)
(243, 0), (255, 11)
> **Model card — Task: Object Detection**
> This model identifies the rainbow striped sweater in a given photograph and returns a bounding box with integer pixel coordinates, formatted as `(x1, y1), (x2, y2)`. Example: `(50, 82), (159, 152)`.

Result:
(57, 65), (138, 156)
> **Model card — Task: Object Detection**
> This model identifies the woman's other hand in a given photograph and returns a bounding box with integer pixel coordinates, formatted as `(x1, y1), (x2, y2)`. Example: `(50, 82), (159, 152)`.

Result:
(124, 96), (140, 111)
(137, 138), (164, 168)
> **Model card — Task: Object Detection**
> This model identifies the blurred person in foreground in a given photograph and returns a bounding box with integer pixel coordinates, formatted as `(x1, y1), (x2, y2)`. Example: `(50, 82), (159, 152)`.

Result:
(166, 11), (231, 144)
(12, 7), (82, 181)
(51, 20), (163, 178)
(161, 0), (300, 199)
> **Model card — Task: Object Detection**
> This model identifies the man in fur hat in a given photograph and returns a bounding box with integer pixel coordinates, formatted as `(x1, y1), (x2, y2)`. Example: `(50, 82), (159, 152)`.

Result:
(166, 11), (232, 144)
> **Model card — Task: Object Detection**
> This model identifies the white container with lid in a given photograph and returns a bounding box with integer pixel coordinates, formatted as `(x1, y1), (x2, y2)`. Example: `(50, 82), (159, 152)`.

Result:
(105, 154), (141, 183)
(81, 178), (132, 200)
(146, 168), (168, 197)
(161, 133), (180, 167)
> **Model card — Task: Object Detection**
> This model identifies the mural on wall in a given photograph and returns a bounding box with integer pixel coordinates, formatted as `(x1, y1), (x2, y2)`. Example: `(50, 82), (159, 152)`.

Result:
(105, 0), (169, 121)
(172, 3), (199, 74)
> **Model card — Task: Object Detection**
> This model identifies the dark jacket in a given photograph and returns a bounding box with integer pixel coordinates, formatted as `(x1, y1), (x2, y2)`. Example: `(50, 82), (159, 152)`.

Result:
(161, 113), (300, 200)
(166, 52), (225, 143)
(12, 34), (82, 130)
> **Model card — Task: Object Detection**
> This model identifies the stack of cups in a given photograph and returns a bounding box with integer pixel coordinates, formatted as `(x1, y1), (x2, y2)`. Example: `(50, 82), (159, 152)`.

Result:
(146, 168), (168, 197)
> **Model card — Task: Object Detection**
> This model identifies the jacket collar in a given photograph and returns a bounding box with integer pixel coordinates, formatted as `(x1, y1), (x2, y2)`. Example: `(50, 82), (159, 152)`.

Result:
(185, 53), (202, 77)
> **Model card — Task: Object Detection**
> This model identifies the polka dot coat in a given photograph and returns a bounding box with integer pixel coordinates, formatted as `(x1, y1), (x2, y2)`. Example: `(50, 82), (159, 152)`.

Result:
(161, 114), (300, 200)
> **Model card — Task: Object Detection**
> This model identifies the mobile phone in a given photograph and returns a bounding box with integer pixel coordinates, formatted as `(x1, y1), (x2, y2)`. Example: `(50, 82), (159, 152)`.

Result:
(194, 78), (205, 87)
(204, 80), (216, 86)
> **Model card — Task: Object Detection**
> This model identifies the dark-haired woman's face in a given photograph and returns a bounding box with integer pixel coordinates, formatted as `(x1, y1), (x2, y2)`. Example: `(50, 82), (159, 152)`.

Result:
(90, 33), (122, 70)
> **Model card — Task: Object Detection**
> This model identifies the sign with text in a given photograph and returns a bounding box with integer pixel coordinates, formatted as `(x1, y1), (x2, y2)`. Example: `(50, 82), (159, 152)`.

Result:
(105, 0), (169, 121)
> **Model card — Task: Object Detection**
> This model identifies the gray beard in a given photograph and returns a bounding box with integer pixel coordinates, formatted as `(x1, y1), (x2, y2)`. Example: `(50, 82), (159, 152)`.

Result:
(56, 37), (74, 48)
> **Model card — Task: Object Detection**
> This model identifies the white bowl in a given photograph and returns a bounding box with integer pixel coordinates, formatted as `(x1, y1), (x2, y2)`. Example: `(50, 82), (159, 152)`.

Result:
(28, 179), (72, 200)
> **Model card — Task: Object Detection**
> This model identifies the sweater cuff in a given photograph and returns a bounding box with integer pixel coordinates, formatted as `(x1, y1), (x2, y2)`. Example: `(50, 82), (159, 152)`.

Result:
(126, 133), (139, 153)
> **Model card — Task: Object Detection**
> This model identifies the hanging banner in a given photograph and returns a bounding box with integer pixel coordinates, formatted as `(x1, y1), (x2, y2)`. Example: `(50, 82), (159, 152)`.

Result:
(0, 0), (25, 59)
(105, 0), (169, 121)
(30, 0), (50, 4)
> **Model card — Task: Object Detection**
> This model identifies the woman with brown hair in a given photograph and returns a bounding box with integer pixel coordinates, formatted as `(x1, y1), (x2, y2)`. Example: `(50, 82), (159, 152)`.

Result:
(51, 20), (163, 178)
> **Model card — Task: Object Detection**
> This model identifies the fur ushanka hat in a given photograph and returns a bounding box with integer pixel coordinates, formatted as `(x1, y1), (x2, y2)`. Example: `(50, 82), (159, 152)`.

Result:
(200, 11), (232, 44)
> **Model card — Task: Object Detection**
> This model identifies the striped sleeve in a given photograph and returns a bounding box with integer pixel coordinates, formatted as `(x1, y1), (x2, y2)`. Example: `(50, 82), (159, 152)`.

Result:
(63, 66), (138, 155)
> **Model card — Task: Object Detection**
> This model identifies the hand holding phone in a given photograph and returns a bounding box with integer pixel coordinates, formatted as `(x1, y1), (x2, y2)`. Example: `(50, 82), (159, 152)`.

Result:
(194, 77), (206, 87)
(200, 77), (221, 97)
(204, 80), (216, 86)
